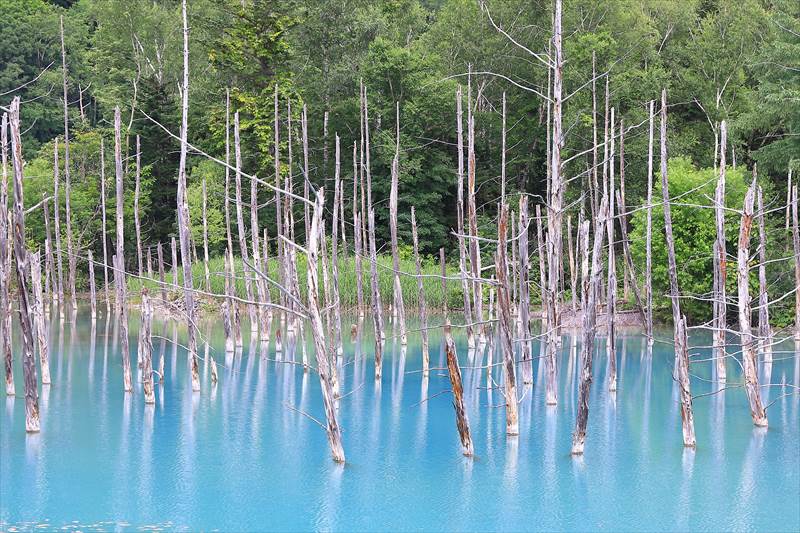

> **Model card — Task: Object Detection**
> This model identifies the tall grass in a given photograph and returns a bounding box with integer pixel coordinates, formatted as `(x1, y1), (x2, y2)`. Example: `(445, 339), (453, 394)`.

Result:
(127, 251), (464, 310)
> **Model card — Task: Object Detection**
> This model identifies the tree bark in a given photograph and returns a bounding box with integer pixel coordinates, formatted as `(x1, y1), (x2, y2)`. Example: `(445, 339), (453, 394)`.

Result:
(455, 86), (474, 347)
(30, 252), (51, 385)
(606, 108), (618, 392)
(445, 323), (473, 456)
(713, 121), (729, 381)
(53, 139), (64, 305)
(177, 0), (200, 392)
(518, 196), (532, 384)
(737, 178), (768, 427)
(572, 198), (608, 454)
(660, 90), (696, 447)
(495, 205), (519, 435)
(389, 103), (408, 345)
(60, 16), (77, 309)
(307, 188), (346, 463)
(0, 112), (13, 396)
(645, 100), (655, 351)
(114, 107), (133, 393)
(756, 185), (772, 363)
(140, 288), (155, 404)
(368, 208), (384, 379)
(9, 98), (40, 432)
(134, 135), (144, 277)
(88, 249), (96, 321)
(100, 138), (110, 309)
(792, 184), (800, 342)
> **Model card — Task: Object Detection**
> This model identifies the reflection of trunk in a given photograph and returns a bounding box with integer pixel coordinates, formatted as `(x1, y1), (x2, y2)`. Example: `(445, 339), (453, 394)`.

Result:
(572, 198), (607, 454)
(444, 323), (473, 456)
(411, 207), (429, 376)
(737, 179), (768, 427)
(9, 98), (40, 431)
(660, 90), (696, 447)
(495, 205), (519, 436)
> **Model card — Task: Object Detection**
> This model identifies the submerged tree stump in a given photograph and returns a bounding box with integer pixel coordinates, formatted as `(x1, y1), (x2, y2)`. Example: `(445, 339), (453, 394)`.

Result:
(30, 252), (51, 385)
(444, 322), (473, 456)
(140, 289), (155, 404)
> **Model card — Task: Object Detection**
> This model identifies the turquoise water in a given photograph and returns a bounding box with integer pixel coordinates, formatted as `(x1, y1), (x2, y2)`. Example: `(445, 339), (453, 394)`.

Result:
(1, 307), (799, 532)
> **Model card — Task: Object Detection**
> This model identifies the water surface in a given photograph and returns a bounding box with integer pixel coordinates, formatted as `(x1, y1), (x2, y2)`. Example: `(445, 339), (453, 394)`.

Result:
(1, 306), (798, 531)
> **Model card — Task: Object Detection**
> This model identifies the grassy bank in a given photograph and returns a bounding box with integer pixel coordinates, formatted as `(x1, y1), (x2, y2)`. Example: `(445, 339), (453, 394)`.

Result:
(127, 252), (465, 310)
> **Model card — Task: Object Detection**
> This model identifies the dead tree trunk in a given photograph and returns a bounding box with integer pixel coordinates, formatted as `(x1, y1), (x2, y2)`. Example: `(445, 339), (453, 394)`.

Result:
(177, 0), (200, 392)
(307, 188), (346, 463)
(171, 238), (178, 288)
(411, 207), (430, 376)
(222, 252), (235, 354)
(496, 205), (519, 435)
(331, 136), (344, 356)
(30, 252), (51, 385)
(42, 195), (53, 299)
(352, 142), (365, 317)
(440, 247), (447, 316)
(53, 139), (64, 305)
(713, 121), (729, 381)
(456, 86), (474, 347)
(114, 107), (133, 393)
(606, 108), (618, 392)
(444, 322), (474, 456)
(225, 89), (233, 255)
(202, 178), (211, 291)
(140, 288), (155, 404)
(233, 112), (257, 334)
(544, 0), (565, 406)
(519, 196), (532, 384)
(645, 100), (655, 350)
(389, 103), (408, 345)
(0, 112), (13, 396)
(9, 97), (40, 432)
(60, 16), (76, 309)
(466, 86), (483, 340)
(100, 138), (110, 309)
(660, 90), (696, 447)
(572, 198), (608, 454)
(88, 249), (96, 320)
(737, 178), (768, 427)
(157, 242), (167, 303)
(793, 185), (800, 342)
(134, 135), (144, 277)
(368, 208), (384, 379)
(756, 185), (772, 363)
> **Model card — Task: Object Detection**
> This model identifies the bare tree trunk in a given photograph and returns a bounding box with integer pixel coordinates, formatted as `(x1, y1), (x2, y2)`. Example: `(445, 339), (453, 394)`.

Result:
(114, 108), (133, 393)
(660, 90), (696, 447)
(572, 198), (608, 454)
(171, 236), (178, 290)
(140, 288), (155, 404)
(440, 247), (447, 316)
(233, 112), (257, 334)
(60, 16), (77, 309)
(100, 138), (110, 309)
(544, 0), (565, 406)
(307, 188), (346, 463)
(456, 86), (474, 347)
(606, 108), (618, 392)
(202, 178), (211, 292)
(229, 248), (243, 348)
(645, 100), (655, 351)
(518, 197), (532, 384)
(42, 195), (53, 300)
(466, 83), (483, 340)
(9, 98), (40, 431)
(444, 323), (473, 456)
(389, 103), (408, 345)
(496, 205), (519, 435)
(619, 121), (631, 302)
(157, 242), (167, 303)
(178, 0), (200, 392)
(756, 185), (772, 363)
(567, 215), (577, 314)
(88, 249), (96, 321)
(713, 121), (729, 381)
(368, 208), (384, 379)
(331, 137), (344, 356)
(222, 251), (235, 353)
(134, 135), (144, 277)
(352, 142), (365, 317)
(250, 145), (269, 341)
(793, 184), (800, 341)
(53, 140), (64, 305)
(591, 52), (599, 223)
(30, 252), (51, 385)
(411, 207), (430, 376)
(0, 112), (13, 396)
(737, 178), (768, 427)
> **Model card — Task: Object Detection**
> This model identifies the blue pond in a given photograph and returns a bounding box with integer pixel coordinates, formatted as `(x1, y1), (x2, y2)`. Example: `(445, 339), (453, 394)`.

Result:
(1, 307), (799, 531)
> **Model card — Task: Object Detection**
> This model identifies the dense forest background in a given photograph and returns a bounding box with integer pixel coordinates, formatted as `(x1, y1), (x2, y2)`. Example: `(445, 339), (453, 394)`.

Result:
(2, 0), (798, 323)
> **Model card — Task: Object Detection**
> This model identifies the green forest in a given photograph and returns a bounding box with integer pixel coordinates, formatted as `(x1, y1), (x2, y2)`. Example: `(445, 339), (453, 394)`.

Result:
(2, 0), (798, 324)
